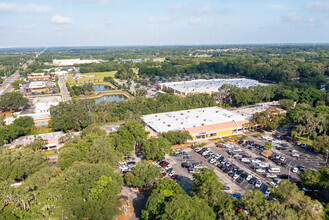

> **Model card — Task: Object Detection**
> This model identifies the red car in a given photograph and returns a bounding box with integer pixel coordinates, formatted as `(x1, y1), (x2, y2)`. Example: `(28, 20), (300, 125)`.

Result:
(216, 144), (224, 147)
(161, 172), (167, 178)
(161, 162), (169, 167)
(229, 164), (235, 169)
(171, 174), (178, 180)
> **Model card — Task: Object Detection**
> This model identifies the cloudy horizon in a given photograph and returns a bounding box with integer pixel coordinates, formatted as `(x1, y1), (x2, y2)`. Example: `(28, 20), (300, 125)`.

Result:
(0, 0), (329, 47)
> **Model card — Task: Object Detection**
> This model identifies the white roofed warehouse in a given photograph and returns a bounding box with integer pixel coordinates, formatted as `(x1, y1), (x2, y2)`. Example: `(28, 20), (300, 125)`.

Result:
(160, 79), (269, 96)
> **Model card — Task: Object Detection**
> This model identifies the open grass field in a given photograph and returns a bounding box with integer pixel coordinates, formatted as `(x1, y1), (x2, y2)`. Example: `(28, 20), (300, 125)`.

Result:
(65, 71), (117, 83)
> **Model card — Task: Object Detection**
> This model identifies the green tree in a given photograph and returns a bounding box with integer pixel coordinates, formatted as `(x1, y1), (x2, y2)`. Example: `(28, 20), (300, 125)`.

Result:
(161, 130), (192, 145)
(82, 175), (122, 219)
(46, 162), (123, 219)
(264, 141), (272, 150)
(135, 88), (147, 97)
(57, 147), (83, 170)
(0, 147), (48, 181)
(0, 91), (28, 112)
(49, 101), (92, 132)
(124, 160), (160, 187)
(312, 135), (329, 154)
(142, 179), (215, 220)
(279, 99), (295, 110)
(13, 116), (34, 128)
(11, 79), (25, 90)
(141, 137), (172, 160)
(271, 180), (323, 219)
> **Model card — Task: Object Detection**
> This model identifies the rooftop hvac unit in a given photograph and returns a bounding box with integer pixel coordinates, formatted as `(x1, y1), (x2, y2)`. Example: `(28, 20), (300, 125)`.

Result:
(201, 123), (205, 126)
(204, 119), (206, 121)
(168, 125), (171, 127)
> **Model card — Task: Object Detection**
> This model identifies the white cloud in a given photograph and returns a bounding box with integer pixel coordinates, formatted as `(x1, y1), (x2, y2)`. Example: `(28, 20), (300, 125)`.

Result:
(149, 17), (172, 24)
(197, 6), (212, 13)
(73, 0), (122, 6)
(305, 1), (329, 12)
(51, 15), (74, 25)
(169, 4), (183, 11)
(189, 17), (201, 25)
(0, 3), (53, 13)
(105, 18), (114, 25)
(282, 12), (301, 22)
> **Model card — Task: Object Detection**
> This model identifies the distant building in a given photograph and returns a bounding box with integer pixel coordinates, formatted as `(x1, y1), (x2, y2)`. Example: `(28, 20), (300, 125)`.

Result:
(52, 59), (101, 66)
(160, 79), (269, 96)
(28, 72), (51, 81)
(9, 131), (79, 150)
(28, 81), (48, 93)
(34, 96), (61, 114)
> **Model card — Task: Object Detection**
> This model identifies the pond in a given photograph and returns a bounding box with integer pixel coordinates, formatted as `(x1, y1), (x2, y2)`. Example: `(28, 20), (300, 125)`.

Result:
(94, 95), (126, 104)
(93, 84), (112, 91)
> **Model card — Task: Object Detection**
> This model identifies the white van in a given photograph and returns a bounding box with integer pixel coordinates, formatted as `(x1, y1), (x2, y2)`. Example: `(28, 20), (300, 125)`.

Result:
(268, 168), (281, 173)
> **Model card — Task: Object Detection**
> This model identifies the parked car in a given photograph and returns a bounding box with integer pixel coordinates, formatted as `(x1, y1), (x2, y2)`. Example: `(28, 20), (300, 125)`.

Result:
(237, 177), (244, 183)
(249, 178), (257, 184)
(195, 147), (202, 152)
(241, 158), (251, 163)
(165, 164), (172, 170)
(246, 175), (252, 181)
(299, 166), (306, 172)
(255, 180), (262, 188)
(291, 153), (300, 158)
(233, 174), (239, 180)
(161, 172), (166, 178)
(231, 193), (241, 199)
(222, 186), (230, 190)
(127, 161), (136, 167)
(266, 173), (277, 178)
(160, 161), (169, 167)
(256, 168), (266, 173)
(193, 163), (203, 169)
(181, 162), (192, 168)
(292, 167), (299, 173)
(168, 171), (175, 176)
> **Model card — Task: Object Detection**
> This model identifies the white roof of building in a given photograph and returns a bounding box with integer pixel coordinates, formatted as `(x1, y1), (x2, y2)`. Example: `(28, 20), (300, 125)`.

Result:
(230, 101), (282, 118)
(160, 79), (269, 94)
(29, 81), (46, 89)
(142, 106), (249, 133)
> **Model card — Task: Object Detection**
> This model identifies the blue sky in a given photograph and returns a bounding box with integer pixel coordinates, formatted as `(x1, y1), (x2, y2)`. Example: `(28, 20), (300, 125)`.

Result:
(0, 0), (329, 47)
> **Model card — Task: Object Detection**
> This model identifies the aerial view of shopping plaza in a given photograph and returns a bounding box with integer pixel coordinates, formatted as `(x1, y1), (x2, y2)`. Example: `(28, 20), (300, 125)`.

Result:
(1, 1), (329, 217)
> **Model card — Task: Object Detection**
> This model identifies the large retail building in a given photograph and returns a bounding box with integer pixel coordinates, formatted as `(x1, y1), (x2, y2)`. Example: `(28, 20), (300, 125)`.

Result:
(143, 102), (281, 141)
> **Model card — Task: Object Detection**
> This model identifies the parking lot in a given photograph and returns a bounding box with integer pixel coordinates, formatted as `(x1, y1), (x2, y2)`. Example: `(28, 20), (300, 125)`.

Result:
(161, 132), (326, 196)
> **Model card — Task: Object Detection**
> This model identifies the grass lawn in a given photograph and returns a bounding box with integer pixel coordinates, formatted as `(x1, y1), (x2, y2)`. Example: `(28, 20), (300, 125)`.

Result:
(66, 71), (117, 83)
(30, 126), (52, 135)
(45, 150), (57, 155)
(295, 136), (313, 146)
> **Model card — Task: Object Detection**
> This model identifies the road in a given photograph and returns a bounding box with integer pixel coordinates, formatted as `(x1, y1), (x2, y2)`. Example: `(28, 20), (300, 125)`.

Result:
(0, 48), (46, 96)
(58, 76), (71, 101)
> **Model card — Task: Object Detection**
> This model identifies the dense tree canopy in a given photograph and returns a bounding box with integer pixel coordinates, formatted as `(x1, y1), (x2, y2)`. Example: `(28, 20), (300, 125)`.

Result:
(0, 91), (28, 112)
(124, 160), (160, 187)
(141, 137), (172, 160)
(49, 101), (92, 132)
